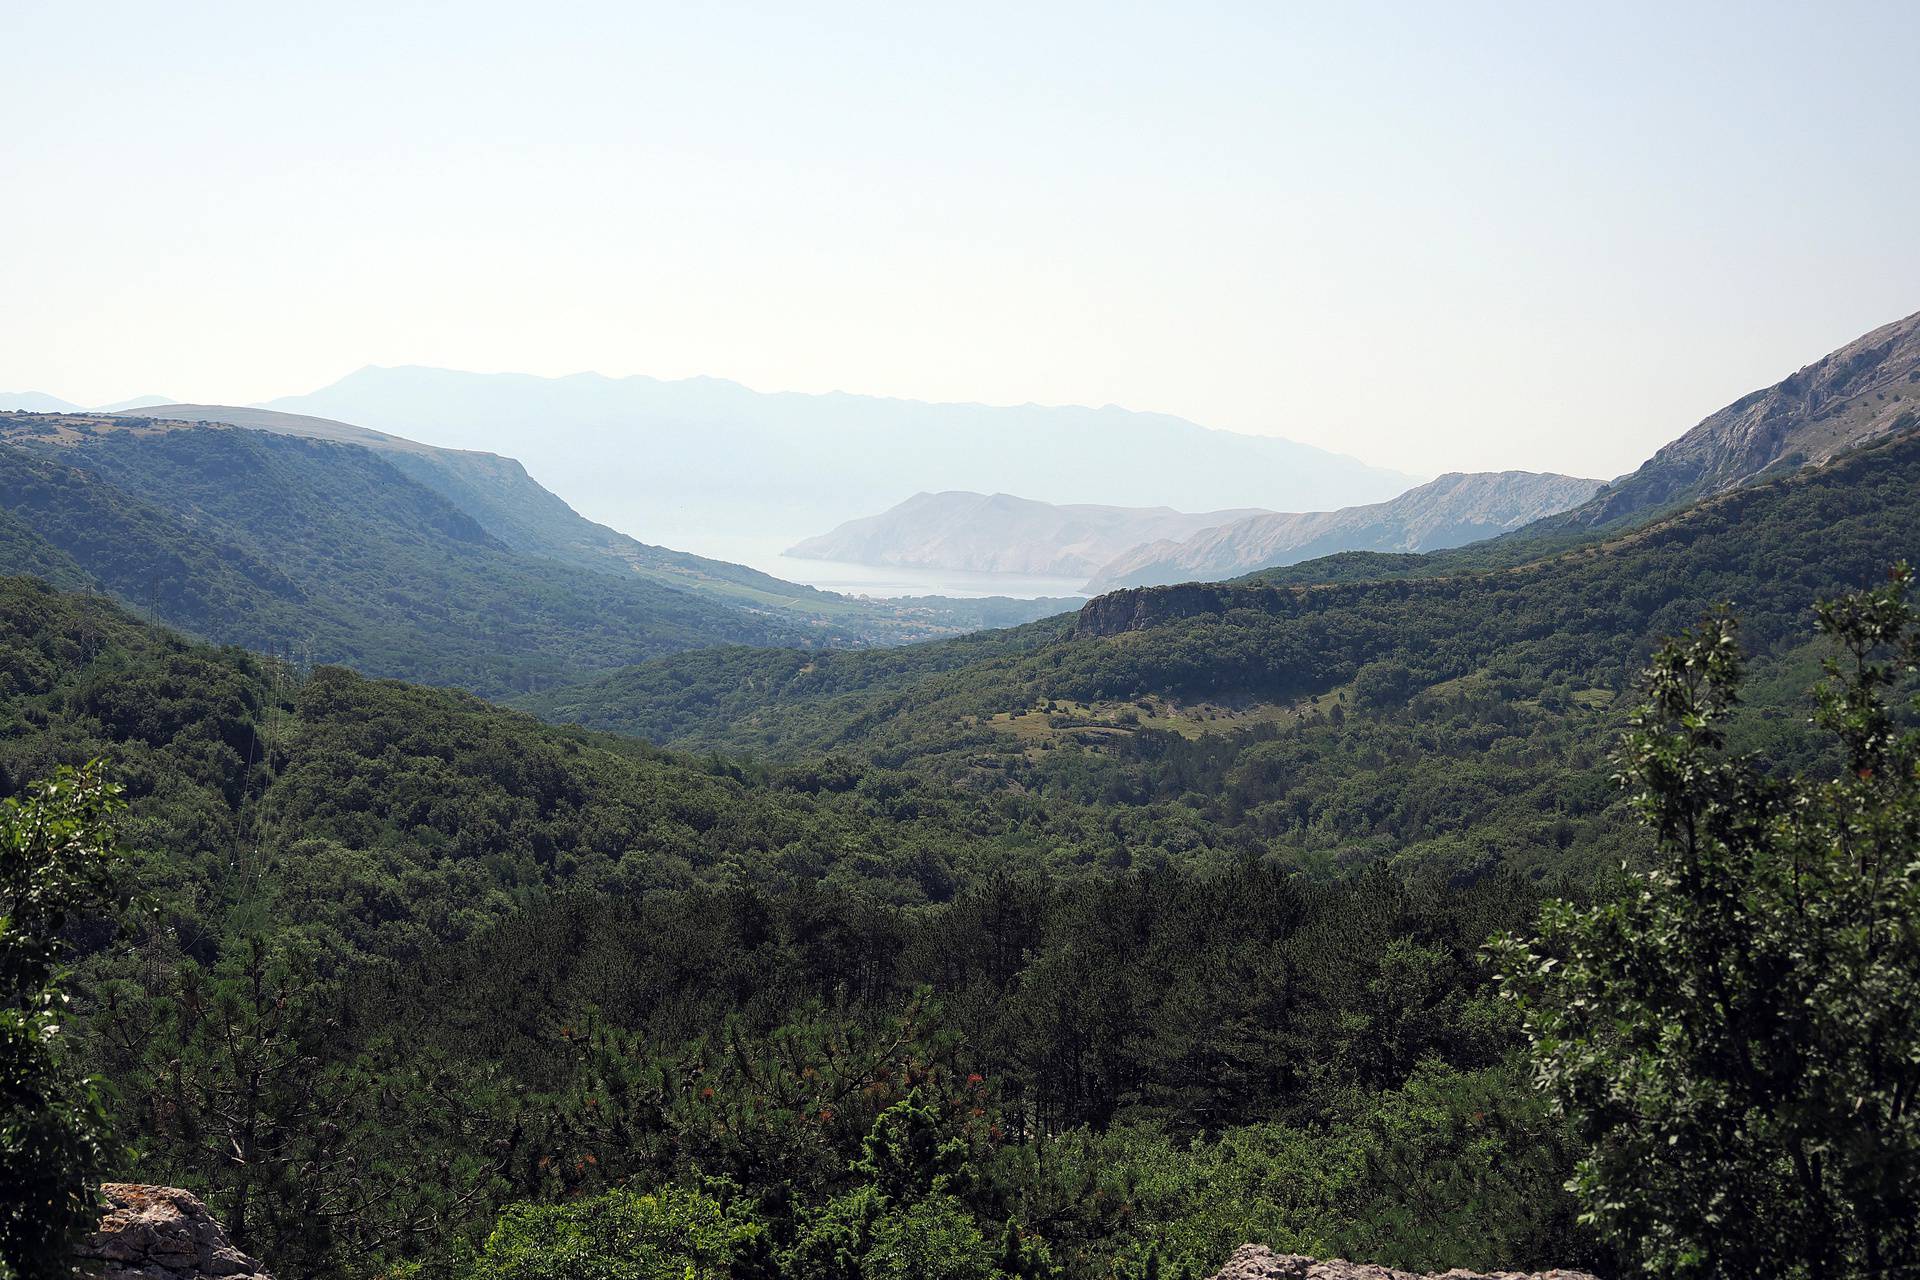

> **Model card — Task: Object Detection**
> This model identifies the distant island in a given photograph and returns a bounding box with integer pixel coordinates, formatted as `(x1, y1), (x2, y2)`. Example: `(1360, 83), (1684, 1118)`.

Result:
(788, 471), (1603, 592)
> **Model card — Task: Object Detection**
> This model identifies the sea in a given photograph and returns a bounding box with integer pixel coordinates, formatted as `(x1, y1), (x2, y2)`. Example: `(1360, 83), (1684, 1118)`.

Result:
(685, 535), (1090, 601)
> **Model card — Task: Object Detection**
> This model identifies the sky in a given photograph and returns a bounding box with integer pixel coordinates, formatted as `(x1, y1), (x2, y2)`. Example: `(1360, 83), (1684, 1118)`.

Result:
(4, 0), (1918, 480)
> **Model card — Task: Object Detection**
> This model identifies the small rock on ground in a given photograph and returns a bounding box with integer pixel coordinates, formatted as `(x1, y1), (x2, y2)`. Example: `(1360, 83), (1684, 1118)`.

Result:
(1207, 1244), (1600, 1280)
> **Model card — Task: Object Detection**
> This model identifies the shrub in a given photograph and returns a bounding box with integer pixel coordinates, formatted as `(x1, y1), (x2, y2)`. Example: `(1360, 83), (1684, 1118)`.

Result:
(1496, 572), (1920, 1277)
(1, 764), (126, 1280)
(459, 1186), (769, 1280)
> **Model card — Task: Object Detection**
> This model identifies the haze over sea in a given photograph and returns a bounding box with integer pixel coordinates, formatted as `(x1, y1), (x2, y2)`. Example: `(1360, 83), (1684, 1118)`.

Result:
(692, 535), (1090, 601)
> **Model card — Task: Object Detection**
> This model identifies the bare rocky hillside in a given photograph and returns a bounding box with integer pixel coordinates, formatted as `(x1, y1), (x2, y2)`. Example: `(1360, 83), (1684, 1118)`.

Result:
(1550, 308), (1920, 529)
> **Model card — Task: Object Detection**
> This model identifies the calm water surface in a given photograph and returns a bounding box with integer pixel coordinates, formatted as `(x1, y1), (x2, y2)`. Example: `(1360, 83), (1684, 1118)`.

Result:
(679, 535), (1090, 601)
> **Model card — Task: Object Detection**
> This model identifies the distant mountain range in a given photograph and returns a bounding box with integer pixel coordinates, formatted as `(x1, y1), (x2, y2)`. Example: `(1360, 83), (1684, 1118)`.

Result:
(258, 366), (1420, 552)
(518, 416), (1920, 758)
(1086, 471), (1604, 590)
(0, 392), (86, 413)
(827, 307), (1920, 593)
(0, 392), (175, 412)
(787, 492), (1273, 578)
(6, 304), (1913, 682)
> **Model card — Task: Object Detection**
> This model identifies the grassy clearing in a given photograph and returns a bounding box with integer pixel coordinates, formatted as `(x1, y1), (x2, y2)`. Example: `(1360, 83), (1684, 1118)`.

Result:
(979, 692), (1338, 752)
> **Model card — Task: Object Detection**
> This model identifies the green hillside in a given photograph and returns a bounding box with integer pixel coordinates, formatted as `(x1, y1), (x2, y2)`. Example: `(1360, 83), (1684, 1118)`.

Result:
(0, 417), (812, 695)
(12, 532), (1906, 1278)
(124, 404), (1078, 640)
(509, 426), (1920, 887)
(10, 338), (1920, 1280)
(527, 425), (1920, 759)
(0, 575), (1578, 1276)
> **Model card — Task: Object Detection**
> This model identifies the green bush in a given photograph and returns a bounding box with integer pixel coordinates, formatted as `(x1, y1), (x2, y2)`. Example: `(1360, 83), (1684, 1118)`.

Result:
(1, 764), (126, 1280)
(784, 1188), (999, 1280)
(863, 1195), (998, 1280)
(458, 1187), (768, 1280)
(1496, 572), (1920, 1277)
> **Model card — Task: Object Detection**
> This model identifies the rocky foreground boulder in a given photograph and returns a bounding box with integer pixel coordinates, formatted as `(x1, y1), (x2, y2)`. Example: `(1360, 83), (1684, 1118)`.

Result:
(78, 1184), (272, 1280)
(1207, 1244), (1599, 1280)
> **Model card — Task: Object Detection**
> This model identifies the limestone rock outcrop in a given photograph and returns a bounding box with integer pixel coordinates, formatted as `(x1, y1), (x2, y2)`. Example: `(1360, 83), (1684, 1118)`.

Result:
(77, 1184), (272, 1280)
(1206, 1243), (1599, 1280)
(1549, 308), (1920, 531)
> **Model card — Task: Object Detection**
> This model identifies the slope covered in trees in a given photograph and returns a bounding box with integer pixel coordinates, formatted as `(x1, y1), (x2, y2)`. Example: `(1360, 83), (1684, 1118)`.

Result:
(0, 422), (802, 696)
(127, 405), (1064, 634)
(525, 424), (1920, 765)
(0, 414), (1076, 701)
(7, 320), (1919, 1280)
(8, 559), (1908, 1278)
(3, 403), (1914, 1277)
(0, 574), (1592, 1277)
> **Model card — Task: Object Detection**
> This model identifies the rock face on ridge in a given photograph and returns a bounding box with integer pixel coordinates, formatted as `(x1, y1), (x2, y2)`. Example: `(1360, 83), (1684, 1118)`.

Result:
(1205, 1244), (1598, 1280)
(1086, 471), (1602, 591)
(1548, 308), (1920, 531)
(77, 1184), (273, 1280)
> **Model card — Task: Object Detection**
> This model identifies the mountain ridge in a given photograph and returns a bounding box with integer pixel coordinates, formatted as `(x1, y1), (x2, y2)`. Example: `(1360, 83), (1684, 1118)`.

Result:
(1544, 308), (1920, 530)
(115, 405), (1075, 638)
(261, 364), (1421, 548)
(1085, 470), (1603, 590)
(0, 413), (802, 693)
(0, 391), (83, 413)
(519, 415), (1920, 761)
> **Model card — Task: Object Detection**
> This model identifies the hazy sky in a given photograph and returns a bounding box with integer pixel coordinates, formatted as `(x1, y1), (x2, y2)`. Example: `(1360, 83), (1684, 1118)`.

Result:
(5, 0), (1917, 479)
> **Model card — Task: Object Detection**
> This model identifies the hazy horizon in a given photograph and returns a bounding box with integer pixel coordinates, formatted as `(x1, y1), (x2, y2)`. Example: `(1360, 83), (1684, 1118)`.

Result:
(11, 304), (1914, 489)
(6, 2), (1919, 481)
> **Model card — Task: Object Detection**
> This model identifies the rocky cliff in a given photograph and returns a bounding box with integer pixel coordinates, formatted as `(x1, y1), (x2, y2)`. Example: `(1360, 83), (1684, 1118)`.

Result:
(1205, 1244), (1597, 1280)
(1549, 308), (1920, 530)
(1072, 580), (1295, 637)
(77, 1185), (272, 1280)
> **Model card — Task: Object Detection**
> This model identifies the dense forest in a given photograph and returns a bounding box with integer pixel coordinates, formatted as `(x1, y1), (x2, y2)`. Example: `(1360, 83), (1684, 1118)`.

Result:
(0, 573), (1581, 1278)
(13, 6), (1920, 1275)
(1, 443), (1915, 1277)
(8, 559), (1915, 1278)
(5, 421), (1920, 1279)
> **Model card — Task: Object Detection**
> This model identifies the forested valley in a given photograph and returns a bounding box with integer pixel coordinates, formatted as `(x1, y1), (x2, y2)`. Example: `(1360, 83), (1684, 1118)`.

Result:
(14, 6), (1920, 1275)
(9, 408), (1920, 1278)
